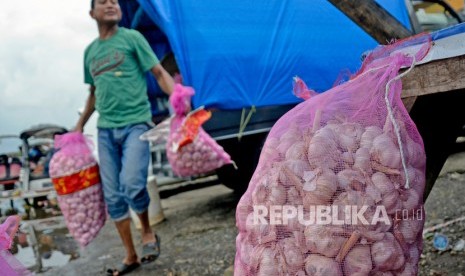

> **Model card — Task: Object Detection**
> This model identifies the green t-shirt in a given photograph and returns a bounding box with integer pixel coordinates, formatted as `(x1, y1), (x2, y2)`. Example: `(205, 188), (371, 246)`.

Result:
(84, 28), (159, 128)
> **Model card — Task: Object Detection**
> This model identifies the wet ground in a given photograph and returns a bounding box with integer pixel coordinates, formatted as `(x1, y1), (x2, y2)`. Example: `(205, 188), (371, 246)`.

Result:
(37, 184), (238, 276)
(1, 196), (81, 272)
(4, 153), (465, 275)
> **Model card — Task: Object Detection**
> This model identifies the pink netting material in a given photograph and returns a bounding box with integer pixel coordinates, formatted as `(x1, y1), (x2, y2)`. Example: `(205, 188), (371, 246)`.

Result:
(235, 36), (430, 275)
(0, 216), (32, 275)
(167, 84), (233, 177)
(49, 132), (106, 247)
(49, 132), (96, 177)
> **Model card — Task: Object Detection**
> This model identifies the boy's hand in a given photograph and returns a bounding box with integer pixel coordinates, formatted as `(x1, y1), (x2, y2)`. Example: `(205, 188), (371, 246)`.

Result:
(73, 125), (84, 133)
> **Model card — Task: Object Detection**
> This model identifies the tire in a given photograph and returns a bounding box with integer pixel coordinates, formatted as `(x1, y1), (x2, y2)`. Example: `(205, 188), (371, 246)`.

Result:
(216, 132), (268, 195)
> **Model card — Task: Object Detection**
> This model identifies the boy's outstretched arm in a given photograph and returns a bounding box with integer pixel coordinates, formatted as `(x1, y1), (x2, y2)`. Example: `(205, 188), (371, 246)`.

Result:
(151, 64), (174, 96)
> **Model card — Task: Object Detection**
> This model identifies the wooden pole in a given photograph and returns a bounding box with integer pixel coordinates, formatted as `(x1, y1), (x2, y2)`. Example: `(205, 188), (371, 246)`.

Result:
(327, 0), (413, 44)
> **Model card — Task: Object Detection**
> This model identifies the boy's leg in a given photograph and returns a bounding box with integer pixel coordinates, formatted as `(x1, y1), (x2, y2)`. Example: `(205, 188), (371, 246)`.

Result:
(119, 123), (158, 244)
(98, 128), (138, 266)
(136, 210), (157, 244)
(114, 218), (138, 263)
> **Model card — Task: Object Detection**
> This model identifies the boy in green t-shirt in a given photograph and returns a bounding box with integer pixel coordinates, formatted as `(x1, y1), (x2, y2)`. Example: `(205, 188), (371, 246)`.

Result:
(75, 0), (174, 274)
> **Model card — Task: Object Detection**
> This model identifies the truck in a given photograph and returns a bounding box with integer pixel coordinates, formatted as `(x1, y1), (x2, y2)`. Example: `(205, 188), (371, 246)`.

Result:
(118, 0), (465, 197)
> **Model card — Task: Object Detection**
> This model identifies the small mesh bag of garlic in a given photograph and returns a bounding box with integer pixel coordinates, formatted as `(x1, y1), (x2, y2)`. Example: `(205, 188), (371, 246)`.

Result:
(167, 84), (234, 177)
(235, 35), (432, 275)
(49, 132), (106, 247)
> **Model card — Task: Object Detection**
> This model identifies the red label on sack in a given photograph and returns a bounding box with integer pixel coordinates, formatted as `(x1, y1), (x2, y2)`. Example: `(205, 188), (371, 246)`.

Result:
(178, 109), (211, 149)
(52, 165), (100, 195)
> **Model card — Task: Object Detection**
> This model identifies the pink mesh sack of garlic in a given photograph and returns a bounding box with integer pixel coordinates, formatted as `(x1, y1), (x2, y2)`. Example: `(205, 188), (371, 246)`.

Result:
(49, 132), (106, 247)
(0, 216), (33, 275)
(167, 84), (234, 177)
(235, 35), (432, 276)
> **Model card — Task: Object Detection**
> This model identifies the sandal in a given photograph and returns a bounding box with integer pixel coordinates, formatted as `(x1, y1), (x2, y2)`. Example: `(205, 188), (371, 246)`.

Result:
(140, 234), (161, 264)
(106, 262), (140, 276)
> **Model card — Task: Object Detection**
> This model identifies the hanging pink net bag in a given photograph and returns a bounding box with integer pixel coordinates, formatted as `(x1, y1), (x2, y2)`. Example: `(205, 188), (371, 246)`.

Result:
(166, 84), (234, 177)
(49, 132), (106, 247)
(235, 35), (431, 275)
(0, 216), (33, 275)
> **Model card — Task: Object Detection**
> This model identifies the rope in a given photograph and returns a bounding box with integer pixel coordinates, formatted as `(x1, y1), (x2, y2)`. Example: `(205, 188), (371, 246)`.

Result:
(384, 55), (417, 189)
(238, 106), (256, 141)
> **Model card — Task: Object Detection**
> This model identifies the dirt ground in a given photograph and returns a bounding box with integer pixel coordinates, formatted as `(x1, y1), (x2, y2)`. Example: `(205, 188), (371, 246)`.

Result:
(419, 163), (465, 275)
(40, 153), (465, 276)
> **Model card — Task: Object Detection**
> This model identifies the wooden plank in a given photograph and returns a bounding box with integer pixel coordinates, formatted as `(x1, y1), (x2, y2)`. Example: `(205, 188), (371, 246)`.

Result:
(402, 96), (417, 112)
(327, 0), (413, 44)
(402, 54), (465, 97)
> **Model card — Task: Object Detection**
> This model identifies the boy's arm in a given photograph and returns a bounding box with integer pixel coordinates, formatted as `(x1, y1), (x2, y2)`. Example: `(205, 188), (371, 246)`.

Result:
(150, 64), (174, 96)
(74, 85), (96, 132)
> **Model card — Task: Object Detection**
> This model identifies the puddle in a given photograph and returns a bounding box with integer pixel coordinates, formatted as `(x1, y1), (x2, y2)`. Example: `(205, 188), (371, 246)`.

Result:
(1, 197), (80, 273)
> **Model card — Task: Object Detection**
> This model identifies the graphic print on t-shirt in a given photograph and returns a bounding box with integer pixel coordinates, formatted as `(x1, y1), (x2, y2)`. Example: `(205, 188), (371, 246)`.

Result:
(90, 50), (125, 78)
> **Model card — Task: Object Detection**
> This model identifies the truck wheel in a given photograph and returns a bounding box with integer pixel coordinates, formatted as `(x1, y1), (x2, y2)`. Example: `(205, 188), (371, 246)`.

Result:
(216, 132), (268, 195)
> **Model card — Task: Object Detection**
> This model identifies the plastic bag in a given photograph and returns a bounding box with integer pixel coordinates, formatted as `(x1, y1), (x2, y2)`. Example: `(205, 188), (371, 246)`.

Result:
(167, 84), (233, 177)
(49, 132), (106, 247)
(235, 36), (430, 275)
(139, 116), (172, 145)
(0, 216), (32, 275)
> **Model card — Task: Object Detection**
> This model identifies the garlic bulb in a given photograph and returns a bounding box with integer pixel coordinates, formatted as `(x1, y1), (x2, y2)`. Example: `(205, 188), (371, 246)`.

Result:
(252, 183), (269, 206)
(287, 186), (303, 205)
(333, 191), (376, 217)
(397, 218), (423, 244)
(343, 245), (372, 276)
(371, 172), (402, 215)
(342, 151), (355, 167)
(337, 169), (365, 191)
(371, 133), (401, 169)
(252, 171), (286, 206)
(371, 173), (395, 194)
(305, 224), (347, 258)
(395, 261), (417, 276)
(269, 182), (287, 206)
(408, 244), (421, 263)
(278, 237), (305, 271)
(360, 126), (383, 149)
(395, 245), (420, 275)
(365, 183), (382, 203)
(353, 147), (372, 174)
(302, 169), (338, 206)
(400, 166), (425, 195)
(245, 213), (277, 245)
(307, 126), (339, 169)
(334, 122), (364, 152)
(405, 136), (426, 168)
(305, 254), (343, 276)
(279, 160), (310, 186)
(400, 188), (420, 211)
(251, 245), (286, 276)
(333, 192), (385, 242)
(372, 233), (406, 271)
(277, 139), (297, 157)
(285, 141), (307, 161)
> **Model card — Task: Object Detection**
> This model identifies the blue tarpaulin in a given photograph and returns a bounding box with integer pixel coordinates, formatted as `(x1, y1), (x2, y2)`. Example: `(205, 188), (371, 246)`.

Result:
(119, 0), (172, 117)
(128, 0), (412, 110)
